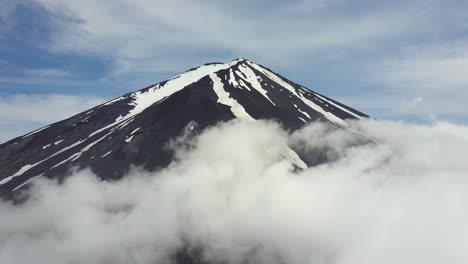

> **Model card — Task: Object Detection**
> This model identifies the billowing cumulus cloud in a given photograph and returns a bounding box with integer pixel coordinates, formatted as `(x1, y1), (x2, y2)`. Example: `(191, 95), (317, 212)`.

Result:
(1, 119), (468, 264)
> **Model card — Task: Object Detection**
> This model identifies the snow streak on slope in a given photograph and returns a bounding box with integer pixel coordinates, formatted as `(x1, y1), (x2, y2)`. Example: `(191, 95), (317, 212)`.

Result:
(0, 138), (88, 185)
(116, 63), (235, 122)
(210, 73), (254, 121)
(21, 125), (50, 139)
(0, 165), (34, 185)
(246, 61), (350, 127)
(313, 93), (363, 119)
(236, 64), (276, 105)
(228, 69), (244, 89)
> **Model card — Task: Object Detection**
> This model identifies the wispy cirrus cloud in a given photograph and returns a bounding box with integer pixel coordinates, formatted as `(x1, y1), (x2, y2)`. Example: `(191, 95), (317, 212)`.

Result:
(0, 76), (97, 87)
(347, 41), (468, 121)
(26, 68), (71, 78)
(370, 41), (468, 93)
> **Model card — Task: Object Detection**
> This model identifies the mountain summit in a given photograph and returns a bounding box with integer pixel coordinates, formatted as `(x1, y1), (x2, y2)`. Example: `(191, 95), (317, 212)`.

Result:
(0, 58), (368, 196)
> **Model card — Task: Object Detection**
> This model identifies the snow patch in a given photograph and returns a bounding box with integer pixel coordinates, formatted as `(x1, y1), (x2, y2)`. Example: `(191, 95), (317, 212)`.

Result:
(101, 151), (112, 158)
(313, 93), (363, 119)
(130, 127), (140, 135)
(80, 116), (91, 123)
(0, 164), (34, 185)
(22, 125), (50, 138)
(2, 133), (97, 185)
(51, 129), (116, 169)
(298, 109), (311, 119)
(12, 174), (43, 191)
(247, 61), (348, 127)
(210, 73), (254, 121)
(125, 135), (134, 143)
(237, 64), (276, 106)
(282, 146), (308, 170)
(103, 96), (126, 106)
(118, 63), (234, 124)
(228, 69), (242, 89)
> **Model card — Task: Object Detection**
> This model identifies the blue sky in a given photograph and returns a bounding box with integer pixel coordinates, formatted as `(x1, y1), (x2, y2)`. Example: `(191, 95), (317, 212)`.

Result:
(1, 0), (468, 142)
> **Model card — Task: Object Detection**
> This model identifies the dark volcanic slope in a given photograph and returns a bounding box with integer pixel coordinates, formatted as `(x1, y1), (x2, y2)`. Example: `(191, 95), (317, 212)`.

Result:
(0, 58), (368, 195)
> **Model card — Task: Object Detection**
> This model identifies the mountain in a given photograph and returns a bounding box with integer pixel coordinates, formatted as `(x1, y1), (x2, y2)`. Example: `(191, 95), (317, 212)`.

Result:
(0, 58), (368, 197)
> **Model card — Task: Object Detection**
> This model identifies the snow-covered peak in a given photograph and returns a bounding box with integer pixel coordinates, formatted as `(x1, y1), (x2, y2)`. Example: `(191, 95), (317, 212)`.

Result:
(103, 57), (364, 130)
(0, 57), (368, 194)
(106, 59), (251, 119)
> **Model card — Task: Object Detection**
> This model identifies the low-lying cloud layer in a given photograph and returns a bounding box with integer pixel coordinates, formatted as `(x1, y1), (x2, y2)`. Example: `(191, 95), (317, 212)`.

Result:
(1, 119), (468, 264)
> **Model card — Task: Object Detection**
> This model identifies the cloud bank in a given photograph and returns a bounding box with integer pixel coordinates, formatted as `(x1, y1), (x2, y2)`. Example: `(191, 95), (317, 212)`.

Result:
(1, 119), (467, 264)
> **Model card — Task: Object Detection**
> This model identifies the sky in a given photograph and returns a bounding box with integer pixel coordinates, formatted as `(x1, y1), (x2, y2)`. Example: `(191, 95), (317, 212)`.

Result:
(1, 0), (468, 142)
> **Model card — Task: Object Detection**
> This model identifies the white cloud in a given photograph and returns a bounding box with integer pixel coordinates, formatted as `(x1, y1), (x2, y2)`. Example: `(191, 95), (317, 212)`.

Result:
(34, 0), (427, 74)
(26, 68), (71, 78)
(0, 94), (104, 143)
(27, 0), (468, 122)
(0, 76), (98, 87)
(371, 43), (468, 93)
(1, 119), (468, 263)
(351, 41), (468, 121)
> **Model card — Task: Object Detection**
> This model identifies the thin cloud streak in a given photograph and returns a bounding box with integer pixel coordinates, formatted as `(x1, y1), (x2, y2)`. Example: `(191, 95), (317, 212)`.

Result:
(26, 68), (71, 78)
(0, 77), (97, 87)
(0, 94), (104, 143)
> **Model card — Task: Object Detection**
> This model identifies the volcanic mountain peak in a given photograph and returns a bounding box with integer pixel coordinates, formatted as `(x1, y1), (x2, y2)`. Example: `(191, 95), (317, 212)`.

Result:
(105, 57), (363, 127)
(0, 58), (368, 196)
